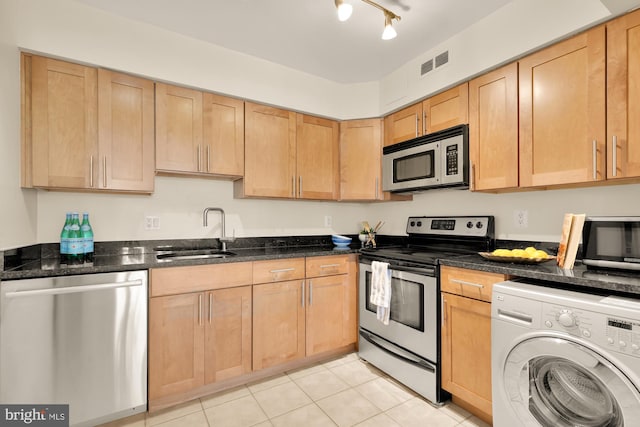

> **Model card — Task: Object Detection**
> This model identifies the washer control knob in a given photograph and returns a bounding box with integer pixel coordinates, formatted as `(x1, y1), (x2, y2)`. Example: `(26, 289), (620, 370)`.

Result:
(545, 320), (553, 328)
(582, 329), (591, 338)
(620, 341), (627, 348)
(608, 337), (615, 345)
(632, 344), (639, 352)
(558, 311), (576, 328)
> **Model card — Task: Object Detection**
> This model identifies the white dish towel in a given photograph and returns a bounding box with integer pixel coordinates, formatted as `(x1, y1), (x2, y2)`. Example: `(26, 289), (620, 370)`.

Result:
(370, 261), (392, 325)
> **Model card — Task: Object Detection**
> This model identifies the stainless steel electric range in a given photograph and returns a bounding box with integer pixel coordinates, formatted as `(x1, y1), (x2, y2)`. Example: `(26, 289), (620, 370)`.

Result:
(358, 216), (495, 404)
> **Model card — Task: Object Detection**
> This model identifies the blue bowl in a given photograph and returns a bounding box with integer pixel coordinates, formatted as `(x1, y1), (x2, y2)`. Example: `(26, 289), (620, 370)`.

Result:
(332, 235), (352, 247)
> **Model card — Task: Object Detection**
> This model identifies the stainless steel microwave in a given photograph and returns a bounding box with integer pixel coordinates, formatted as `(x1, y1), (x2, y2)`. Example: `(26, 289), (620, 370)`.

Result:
(582, 216), (640, 271)
(382, 124), (469, 192)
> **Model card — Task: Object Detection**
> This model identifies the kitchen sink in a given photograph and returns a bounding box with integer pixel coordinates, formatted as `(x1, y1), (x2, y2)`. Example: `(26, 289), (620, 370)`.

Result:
(155, 249), (236, 261)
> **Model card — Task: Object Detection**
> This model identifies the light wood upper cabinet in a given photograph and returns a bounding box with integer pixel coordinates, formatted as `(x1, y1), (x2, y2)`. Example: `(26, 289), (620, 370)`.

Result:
(469, 63), (519, 191)
(339, 118), (383, 200)
(155, 83), (203, 174)
(607, 9), (640, 180)
(26, 55), (98, 189)
(383, 83), (468, 147)
(239, 102), (297, 198)
(422, 83), (469, 134)
(203, 93), (244, 177)
(296, 114), (339, 200)
(519, 26), (606, 187)
(98, 69), (155, 192)
(23, 54), (154, 192)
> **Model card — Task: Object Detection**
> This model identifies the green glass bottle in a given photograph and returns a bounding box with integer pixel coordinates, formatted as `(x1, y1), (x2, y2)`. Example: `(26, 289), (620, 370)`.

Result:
(67, 212), (83, 266)
(59, 212), (72, 265)
(81, 212), (94, 264)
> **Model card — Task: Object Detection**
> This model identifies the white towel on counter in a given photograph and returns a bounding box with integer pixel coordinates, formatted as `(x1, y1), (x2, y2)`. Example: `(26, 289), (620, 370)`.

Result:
(370, 261), (392, 325)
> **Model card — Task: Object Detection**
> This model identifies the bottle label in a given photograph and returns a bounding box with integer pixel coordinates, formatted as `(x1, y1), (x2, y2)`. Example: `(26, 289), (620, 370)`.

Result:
(83, 239), (94, 253)
(60, 240), (69, 254)
(68, 238), (83, 255)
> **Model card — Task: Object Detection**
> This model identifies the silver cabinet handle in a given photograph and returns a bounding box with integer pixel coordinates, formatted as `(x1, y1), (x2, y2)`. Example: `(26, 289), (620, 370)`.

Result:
(197, 145), (201, 172)
(415, 113), (419, 137)
(592, 139), (597, 181)
(89, 155), (94, 188)
(270, 267), (295, 273)
(292, 176), (295, 198)
(451, 279), (484, 289)
(423, 111), (427, 135)
(301, 281), (305, 308)
(442, 294), (447, 324)
(5, 280), (143, 298)
(309, 280), (313, 306)
(299, 176), (302, 198)
(470, 163), (476, 191)
(206, 145), (211, 173)
(320, 264), (340, 269)
(209, 292), (213, 324)
(375, 177), (379, 198)
(102, 156), (107, 188)
(612, 135), (618, 177)
(198, 294), (203, 325)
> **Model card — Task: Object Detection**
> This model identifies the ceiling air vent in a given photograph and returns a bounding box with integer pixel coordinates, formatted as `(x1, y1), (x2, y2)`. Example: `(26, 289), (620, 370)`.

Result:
(421, 59), (434, 76)
(435, 51), (449, 68)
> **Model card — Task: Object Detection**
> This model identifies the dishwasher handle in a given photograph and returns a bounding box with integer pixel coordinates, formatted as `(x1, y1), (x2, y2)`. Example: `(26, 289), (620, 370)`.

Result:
(5, 279), (144, 298)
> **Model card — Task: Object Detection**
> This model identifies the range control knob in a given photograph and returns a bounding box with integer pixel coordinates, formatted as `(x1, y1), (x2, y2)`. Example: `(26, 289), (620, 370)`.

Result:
(410, 221), (415, 227)
(467, 221), (474, 228)
(476, 221), (484, 229)
(416, 221), (422, 227)
(558, 311), (577, 328)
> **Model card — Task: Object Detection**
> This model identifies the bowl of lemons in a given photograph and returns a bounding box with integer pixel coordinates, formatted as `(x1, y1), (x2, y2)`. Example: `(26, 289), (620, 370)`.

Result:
(479, 246), (555, 264)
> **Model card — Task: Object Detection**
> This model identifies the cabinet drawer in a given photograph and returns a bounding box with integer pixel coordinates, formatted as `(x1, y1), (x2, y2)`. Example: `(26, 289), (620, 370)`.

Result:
(440, 265), (510, 303)
(253, 258), (305, 284)
(306, 254), (353, 277)
(150, 262), (253, 297)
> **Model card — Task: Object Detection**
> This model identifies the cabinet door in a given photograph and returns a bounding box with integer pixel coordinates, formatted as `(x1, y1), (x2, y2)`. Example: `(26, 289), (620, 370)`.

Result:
(296, 114), (339, 200)
(383, 103), (422, 146)
(243, 102), (297, 198)
(203, 93), (244, 177)
(519, 26), (606, 187)
(204, 286), (252, 384)
(149, 293), (204, 400)
(469, 63), (519, 191)
(607, 9), (640, 179)
(339, 118), (383, 200)
(155, 83), (203, 173)
(306, 274), (356, 356)
(97, 70), (155, 192)
(30, 55), (98, 189)
(441, 292), (492, 419)
(422, 83), (469, 134)
(253, 280), (305, 370)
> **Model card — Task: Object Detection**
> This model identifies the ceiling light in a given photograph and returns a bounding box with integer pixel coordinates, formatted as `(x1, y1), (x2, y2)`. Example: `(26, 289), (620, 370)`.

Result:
(335, 0), (401, 40)
(381, 11), (397, 40)
(335, 0), (353, 21)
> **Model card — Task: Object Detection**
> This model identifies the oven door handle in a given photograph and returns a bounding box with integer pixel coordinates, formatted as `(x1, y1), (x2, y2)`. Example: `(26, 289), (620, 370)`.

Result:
(384, 265), (436, 276)
(359, 330), (435, 373)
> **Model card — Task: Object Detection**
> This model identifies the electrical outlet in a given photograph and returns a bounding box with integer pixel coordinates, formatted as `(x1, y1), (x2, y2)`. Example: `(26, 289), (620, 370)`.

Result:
(324, 215), (332, 227)
(514, 210), (528, 228)
(145, 216), (160, 230)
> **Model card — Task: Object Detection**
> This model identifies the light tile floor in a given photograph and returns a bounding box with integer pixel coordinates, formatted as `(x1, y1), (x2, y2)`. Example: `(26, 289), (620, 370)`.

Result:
(100, 353), (491, 427)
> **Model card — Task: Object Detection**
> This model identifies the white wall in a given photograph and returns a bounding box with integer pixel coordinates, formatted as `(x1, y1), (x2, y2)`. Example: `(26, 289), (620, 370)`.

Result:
(2, 0), (640, 250)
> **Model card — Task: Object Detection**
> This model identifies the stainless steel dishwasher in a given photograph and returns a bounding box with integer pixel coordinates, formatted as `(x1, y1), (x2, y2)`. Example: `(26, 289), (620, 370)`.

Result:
(0, 270), (147, 427)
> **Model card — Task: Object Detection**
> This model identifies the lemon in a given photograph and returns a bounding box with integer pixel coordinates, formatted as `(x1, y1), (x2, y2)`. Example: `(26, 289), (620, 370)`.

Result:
(525, 246), (537, 255)
(492, 249), (511, 257)
(532, 250), (548, 259)
(511, 249), (526, 258)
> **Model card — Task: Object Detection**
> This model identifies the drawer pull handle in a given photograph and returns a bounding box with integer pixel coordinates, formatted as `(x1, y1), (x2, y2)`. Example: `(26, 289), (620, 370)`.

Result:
(320, 264), (340, 269)
(451, 279), (484, 289)
(198, 294), (203, 325)
(270, 268), (295, 273)
(301, 281), (305, 308)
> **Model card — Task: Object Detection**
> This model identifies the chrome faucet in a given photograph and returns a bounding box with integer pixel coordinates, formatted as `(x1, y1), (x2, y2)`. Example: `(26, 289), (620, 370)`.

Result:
(203, 207), (235, 251)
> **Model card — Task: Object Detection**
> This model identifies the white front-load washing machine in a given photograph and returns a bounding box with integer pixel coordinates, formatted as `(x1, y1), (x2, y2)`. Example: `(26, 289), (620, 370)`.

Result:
(492, 280), (640, 427)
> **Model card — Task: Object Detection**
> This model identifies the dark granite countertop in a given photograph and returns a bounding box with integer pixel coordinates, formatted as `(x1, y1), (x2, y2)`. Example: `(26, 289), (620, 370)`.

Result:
(440, 254), (640, 296)
(0, 236), (362, 281)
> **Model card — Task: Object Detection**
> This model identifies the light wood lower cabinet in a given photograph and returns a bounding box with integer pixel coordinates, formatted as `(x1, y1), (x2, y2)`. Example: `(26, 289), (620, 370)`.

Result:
(440, 265), (511, 425)
(148, 263), (253, 401)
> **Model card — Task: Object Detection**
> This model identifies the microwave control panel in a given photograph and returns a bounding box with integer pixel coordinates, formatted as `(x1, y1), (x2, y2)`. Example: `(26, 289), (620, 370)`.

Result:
(445, 144), (458, 176)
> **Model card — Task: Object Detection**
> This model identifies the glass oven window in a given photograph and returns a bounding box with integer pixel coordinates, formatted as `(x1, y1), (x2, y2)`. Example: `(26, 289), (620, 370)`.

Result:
(365, 271), (424, 331)
(393, 151), (434, 183)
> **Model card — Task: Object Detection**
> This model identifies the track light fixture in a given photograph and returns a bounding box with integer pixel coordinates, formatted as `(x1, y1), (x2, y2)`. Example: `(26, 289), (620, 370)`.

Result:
(335, 0), (401, 40)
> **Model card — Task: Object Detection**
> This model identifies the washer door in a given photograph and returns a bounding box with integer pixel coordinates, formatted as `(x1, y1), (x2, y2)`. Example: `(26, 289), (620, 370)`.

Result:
(502, 336), (640, 426)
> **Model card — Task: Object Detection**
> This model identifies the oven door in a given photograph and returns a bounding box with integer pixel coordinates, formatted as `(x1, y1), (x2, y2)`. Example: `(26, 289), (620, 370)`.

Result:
(382, 140), (441, 192)
(358, 262), (437, 362)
